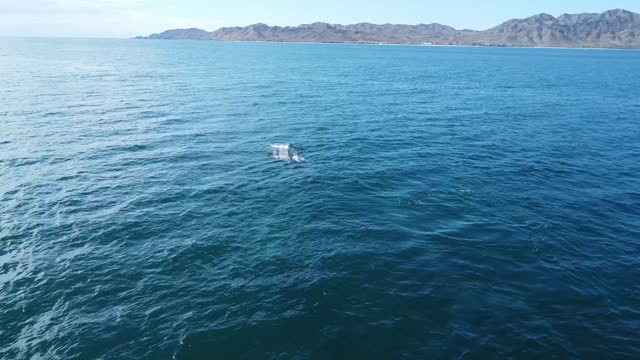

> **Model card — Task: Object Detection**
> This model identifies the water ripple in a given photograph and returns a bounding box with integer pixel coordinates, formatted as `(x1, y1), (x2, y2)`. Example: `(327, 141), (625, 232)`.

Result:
(1, 38), (639, 359)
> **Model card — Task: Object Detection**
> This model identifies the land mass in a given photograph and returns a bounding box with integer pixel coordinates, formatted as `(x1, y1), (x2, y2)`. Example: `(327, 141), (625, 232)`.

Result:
(137, 9), (640, 49)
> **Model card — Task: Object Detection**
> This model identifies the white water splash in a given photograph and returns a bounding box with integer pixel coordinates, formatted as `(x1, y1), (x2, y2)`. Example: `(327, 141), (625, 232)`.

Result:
(271, 144), (304, 163)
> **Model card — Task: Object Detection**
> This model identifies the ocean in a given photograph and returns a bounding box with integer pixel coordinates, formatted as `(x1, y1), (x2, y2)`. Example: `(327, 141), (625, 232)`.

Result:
(1, 38), (639, 359)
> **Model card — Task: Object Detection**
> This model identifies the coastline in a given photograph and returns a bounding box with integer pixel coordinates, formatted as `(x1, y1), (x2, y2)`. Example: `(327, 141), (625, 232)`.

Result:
(135, 38), (640, 51)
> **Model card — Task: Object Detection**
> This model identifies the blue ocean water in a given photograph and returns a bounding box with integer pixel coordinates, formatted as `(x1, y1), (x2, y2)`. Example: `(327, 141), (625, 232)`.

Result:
(1, 37), (640, 359)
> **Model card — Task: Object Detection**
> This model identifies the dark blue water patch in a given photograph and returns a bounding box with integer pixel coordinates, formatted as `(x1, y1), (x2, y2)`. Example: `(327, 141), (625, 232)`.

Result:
(1, 38), (640, 359)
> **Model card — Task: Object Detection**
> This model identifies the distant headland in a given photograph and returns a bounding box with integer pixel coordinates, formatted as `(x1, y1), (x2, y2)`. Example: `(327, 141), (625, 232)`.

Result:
(136, 9), (640, 49)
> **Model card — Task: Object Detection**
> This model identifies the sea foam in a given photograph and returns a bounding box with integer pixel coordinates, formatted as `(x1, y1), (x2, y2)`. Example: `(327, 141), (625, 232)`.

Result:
(271, 144), (304, 163)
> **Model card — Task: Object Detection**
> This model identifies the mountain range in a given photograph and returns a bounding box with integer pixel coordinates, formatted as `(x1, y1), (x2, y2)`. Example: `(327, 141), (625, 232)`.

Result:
(137, 9), (640, 49)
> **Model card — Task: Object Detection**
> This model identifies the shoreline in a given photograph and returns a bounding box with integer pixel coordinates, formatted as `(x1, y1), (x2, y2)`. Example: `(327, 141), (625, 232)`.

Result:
(136, 38), (640, 51)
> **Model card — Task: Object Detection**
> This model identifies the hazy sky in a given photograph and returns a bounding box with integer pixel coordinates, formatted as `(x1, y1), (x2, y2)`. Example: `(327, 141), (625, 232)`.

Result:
(1, 0), (639, 38)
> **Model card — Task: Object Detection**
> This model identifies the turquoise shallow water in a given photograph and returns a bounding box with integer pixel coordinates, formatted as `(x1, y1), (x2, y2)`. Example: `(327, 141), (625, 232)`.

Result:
(1, 38), (640, 359)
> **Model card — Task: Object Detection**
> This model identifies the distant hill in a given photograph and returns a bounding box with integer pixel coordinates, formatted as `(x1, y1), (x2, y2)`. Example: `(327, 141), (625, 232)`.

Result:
(135, 28), (209, 40)
(137, 9), (640, 49)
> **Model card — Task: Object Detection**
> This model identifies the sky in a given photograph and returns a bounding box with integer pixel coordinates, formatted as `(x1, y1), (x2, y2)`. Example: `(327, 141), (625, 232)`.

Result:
(1, 0), (640, 38)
